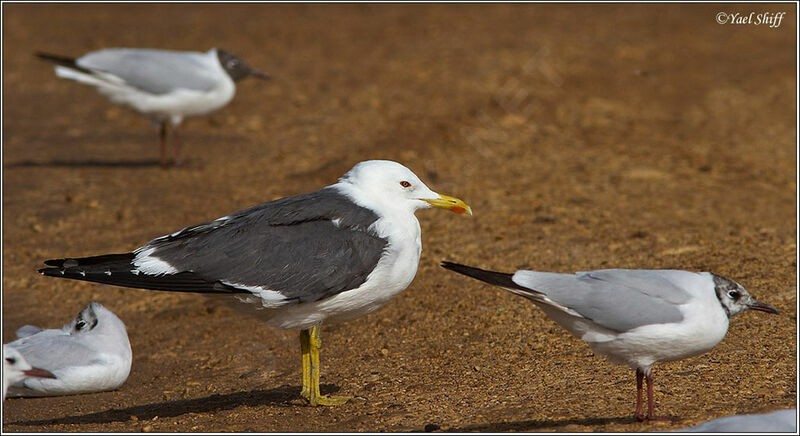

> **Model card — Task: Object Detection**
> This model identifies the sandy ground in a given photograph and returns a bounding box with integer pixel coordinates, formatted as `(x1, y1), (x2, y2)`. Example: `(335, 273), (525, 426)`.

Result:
(2, 3), (796, 433)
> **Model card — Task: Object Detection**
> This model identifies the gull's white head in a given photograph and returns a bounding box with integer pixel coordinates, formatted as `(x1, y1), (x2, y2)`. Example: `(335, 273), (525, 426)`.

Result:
(337, 160), (472, 216)
(3, 345), (55, 400)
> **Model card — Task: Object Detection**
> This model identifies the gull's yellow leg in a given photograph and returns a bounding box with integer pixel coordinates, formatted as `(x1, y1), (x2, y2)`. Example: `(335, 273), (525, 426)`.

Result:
(307, 324), (352, 406)
(300, 329), (312, 400)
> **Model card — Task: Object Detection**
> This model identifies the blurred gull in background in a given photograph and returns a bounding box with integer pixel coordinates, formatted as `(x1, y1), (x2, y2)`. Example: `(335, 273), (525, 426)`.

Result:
(36, 47), (271, 167)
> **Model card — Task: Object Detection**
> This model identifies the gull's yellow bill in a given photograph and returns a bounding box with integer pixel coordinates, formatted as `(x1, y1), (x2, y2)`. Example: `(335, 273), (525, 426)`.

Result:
(422, 194), (473, 216)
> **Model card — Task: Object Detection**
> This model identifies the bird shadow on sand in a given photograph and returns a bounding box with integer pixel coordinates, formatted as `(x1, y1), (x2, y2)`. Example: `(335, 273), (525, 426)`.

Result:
(440, 415), (635, 432)
(8, 384), (339, 426)
(4, 158), (203, 169)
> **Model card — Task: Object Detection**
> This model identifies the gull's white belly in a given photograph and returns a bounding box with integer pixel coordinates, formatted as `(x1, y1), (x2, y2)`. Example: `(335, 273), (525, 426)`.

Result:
(54, 65), (236, 122)
(533, 278), (731, 371)
(101, 80), (236, 121)
(588, 297), (730, 370)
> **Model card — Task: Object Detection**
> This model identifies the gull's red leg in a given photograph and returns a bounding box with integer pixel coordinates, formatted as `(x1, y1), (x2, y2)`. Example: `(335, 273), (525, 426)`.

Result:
(159, 120), (168, 168)
(634, 368), (645, 421)
(646, 370), (656, 420)
(642, 369), (673, 421)
(173, 125), (183, 166)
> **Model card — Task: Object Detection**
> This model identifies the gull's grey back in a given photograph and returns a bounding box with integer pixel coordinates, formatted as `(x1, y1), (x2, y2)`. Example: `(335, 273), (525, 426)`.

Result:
(78, 48), (219, 94)
(511, 269), (695, 332)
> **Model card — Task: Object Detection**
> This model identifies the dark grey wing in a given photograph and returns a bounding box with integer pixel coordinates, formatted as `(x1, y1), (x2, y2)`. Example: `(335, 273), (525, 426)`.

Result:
(143, 188), (387, 304)
(77, 49), (218, 94)
(41, 188), (388, 306)
(511, 269), (693, 332)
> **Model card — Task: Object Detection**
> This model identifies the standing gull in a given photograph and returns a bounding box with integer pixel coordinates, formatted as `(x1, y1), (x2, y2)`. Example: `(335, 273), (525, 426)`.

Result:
(39, 160), (472, 406)
(36, 47), (271, 166)
(5, 301), (132, 397)
(3, 346), (56, 400)
(441, 262), (778, 421)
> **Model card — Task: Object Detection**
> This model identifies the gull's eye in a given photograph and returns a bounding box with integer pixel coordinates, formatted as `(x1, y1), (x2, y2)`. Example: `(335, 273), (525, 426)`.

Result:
(76, 320), (87, 330)
(227, 59), (239, 68)
(400, 181), (412, 188)
(728, 290), (740, 300)
(6, 357), (16, 365)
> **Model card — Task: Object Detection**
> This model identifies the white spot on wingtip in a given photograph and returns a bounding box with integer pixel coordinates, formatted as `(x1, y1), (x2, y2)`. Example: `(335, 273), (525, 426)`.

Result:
(130, 269), (140, 275)
(79, 271), (86, 277)
(104, 270), (112, 276)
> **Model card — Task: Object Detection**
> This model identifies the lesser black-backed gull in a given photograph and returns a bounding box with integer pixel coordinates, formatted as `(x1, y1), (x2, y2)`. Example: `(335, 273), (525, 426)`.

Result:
(39, 160), (471, 406)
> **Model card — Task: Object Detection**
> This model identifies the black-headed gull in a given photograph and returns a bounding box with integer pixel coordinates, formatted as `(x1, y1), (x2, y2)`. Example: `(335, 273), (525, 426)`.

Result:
(440, 262), (779, 421)
(5, 301), (132, 397)
(36, 47), (271, 167)
(3, 346), (56, 400)
(38, 160), (472, 406)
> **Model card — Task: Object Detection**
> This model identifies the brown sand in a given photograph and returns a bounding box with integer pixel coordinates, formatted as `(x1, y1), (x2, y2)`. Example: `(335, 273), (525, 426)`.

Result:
(2, 3), (796, 432)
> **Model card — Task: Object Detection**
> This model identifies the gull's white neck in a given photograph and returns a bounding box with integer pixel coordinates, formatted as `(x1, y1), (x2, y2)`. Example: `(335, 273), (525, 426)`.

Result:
(331, 180), (423, 266)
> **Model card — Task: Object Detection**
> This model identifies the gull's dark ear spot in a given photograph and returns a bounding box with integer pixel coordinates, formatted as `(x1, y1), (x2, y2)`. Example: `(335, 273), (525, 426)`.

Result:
(6, 357), (16, 365)
(73, 303), (99, 333)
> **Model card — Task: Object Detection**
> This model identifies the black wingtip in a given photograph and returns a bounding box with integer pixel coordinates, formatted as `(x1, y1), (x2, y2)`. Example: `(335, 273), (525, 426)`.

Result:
(441, 261), (520, 290)
(440, 260), (460, 270)
(44, 258), (66, 267)
(34, 52), (97, 75)
(35, 51), (76, 66)
(39, 267), (61, 277)
(40, 258), (67, 275)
